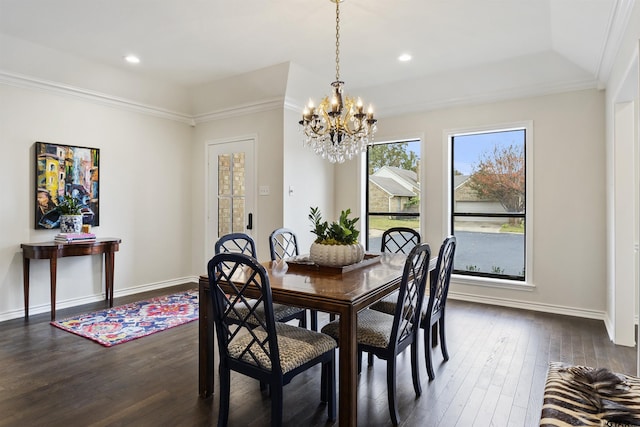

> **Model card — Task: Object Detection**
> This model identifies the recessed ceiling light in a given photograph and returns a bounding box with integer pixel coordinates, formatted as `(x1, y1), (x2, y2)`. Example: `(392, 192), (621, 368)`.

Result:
(398, 53), (412, 62)
(124, 55), (140, 64)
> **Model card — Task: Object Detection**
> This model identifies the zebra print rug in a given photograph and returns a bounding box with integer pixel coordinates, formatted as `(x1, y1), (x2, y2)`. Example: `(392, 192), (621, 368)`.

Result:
(540, 362), (640, 426)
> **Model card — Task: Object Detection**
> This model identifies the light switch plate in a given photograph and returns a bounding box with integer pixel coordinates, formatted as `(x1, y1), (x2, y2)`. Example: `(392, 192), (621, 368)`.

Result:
(259, 185), (270, 196)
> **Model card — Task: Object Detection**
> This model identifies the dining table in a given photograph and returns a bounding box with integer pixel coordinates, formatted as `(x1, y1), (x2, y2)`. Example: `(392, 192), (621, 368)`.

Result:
(198, 252), (430, 426)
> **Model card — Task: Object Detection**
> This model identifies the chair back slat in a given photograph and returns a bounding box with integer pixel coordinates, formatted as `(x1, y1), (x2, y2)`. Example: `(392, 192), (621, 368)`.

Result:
(391, 243), (431, 348)
(208, 252), (282, 375)
(269, 228), (299, 261)
(426, 236), (456, 317)
(381, 227), (421, 255)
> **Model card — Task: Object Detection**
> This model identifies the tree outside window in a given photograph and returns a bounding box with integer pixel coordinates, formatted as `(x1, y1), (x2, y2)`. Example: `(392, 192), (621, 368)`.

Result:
(452, 129), (526, 280)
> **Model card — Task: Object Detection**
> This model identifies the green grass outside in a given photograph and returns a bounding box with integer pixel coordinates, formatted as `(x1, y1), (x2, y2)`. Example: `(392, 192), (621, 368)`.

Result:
(368, 216), (419, 231)
(500, 223), (525, 233)
(368, 216), (524, 234)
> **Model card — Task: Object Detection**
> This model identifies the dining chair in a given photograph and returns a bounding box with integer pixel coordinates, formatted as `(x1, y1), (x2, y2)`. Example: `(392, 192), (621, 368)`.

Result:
(422, 235), (456, 380)
(321, 242), (432, 425)
(208, 252), (337, 426)
(380, 227), (421, 254)
(215, 233), (308, 327)
(369, 235), (457, 380)
(370, 227), (421, 315)
(269, 228), (320, 331)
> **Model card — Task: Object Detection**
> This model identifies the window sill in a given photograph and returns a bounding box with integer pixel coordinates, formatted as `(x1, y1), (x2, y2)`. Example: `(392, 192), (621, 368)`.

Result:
(451, 274), (535, 291)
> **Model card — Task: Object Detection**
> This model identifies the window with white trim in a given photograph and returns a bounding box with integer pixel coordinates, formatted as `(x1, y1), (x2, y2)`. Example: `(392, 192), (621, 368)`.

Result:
(365, 140), (421, 251)
(450, 126), (528, 281)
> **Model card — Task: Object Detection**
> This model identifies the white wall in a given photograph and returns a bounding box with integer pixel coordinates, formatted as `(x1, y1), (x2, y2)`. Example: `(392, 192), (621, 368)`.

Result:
(0, 83), (194, 321)
(352, 89), (607, 316)
(283, 63), (336, 251)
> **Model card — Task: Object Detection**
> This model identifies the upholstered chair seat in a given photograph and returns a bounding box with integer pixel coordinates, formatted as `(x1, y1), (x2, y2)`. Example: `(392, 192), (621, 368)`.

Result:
(228, 323), (337, 373)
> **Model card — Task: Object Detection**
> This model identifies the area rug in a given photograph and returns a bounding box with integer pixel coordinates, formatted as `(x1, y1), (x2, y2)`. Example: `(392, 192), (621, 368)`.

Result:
(51, 289), (198, 347)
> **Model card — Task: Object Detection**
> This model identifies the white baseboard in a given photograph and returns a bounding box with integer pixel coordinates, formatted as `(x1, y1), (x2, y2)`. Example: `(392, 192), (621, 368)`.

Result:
(448, 290), (607, 321)
(0, 276), (199, 323)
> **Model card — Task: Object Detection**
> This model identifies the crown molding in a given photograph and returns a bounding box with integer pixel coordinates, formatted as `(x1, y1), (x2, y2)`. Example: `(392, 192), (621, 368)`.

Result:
(377, 78), (599, 118)
(192, 98), (284, 124)
(0, 70), (195, 125)
(0, 69), (604, 125)
(596, 0), (635, 84)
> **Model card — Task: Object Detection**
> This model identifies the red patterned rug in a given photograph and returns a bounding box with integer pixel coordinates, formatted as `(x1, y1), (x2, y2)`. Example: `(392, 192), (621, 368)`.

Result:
(51, 289), (198, 347)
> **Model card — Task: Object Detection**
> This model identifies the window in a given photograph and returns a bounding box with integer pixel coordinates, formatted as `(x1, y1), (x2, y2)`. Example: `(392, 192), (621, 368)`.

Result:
(450, 126), (528, 281)
(365, 140), (421, 251)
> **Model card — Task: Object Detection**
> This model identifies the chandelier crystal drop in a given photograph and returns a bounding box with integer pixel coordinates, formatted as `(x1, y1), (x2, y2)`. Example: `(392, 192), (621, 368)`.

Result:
(299, 0), (377, 164)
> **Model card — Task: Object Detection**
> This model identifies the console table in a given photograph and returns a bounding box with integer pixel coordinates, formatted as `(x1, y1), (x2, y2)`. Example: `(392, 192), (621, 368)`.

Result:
(21, 238), (121, 320)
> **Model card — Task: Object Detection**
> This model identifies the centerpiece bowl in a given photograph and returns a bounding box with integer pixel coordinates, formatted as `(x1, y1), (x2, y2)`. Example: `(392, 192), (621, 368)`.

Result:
(310, 242), (365, 267)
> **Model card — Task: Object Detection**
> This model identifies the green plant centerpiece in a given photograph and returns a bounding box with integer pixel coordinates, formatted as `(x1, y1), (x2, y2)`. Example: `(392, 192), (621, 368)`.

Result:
(57, 195), (83, 233)
(308, 206), (365, 267)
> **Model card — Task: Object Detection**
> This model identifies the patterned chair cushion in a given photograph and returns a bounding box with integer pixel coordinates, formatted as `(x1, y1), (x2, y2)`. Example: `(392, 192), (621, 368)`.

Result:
(228, 301), (303, 325)
(321, 309), (394, 349)
(369, 294), (417, 320)
(227, 323), (337, 373)
(369, 294), (397, 315)
(540, 361), (640, 426)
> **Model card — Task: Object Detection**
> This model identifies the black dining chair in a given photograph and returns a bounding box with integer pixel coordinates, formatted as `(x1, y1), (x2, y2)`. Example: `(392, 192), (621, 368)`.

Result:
(369, 227), (421, 315)
(321, 243), (432, 425)
(208, 252), (337, 426)
(215, 232), (308, 327)
(369, 235), (457, 380)
(422, 235), (456, 380)
(269, 228), (320, 331)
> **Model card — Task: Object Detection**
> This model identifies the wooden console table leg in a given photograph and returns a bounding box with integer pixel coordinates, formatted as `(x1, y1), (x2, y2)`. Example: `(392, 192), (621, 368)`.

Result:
(22, 255), (30, 319)
(50, 256), (58, 321)
(105, 251), (115, 307)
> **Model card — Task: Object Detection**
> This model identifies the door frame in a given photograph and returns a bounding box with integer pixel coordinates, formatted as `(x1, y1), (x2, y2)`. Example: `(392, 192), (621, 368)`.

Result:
(205, 135), (258, 261)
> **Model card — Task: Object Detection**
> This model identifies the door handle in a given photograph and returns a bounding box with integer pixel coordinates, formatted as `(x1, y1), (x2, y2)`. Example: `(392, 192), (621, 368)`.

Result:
(247, 213), (253, 230)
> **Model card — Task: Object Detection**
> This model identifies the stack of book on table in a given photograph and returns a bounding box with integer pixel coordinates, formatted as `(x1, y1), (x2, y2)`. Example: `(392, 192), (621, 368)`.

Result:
(54, 232), (96, 243)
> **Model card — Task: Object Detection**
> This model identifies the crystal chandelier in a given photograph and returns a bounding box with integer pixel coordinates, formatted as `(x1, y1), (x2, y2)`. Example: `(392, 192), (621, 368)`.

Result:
(299, 0), (377, 163)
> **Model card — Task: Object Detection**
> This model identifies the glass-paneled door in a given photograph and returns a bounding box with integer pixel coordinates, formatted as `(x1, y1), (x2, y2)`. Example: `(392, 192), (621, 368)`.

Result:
(207, 138), (255, 258)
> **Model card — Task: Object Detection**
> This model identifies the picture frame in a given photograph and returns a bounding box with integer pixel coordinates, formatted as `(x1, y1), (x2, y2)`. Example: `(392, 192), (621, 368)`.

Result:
(35, 141), (100, 229)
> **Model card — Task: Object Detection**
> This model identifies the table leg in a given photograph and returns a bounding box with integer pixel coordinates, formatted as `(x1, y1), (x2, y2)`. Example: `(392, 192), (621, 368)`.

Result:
(104, 251), (115, 307)
(338, 306), (358, 427)
(50, 256), (58, 321)
(199, 279), (214, 397)
(22, 256), (30, 319)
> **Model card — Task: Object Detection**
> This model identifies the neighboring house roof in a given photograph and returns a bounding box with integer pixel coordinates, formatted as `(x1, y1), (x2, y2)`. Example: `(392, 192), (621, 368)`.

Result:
(370, 176), (416, 197)
(454, 175), (470, 189)
(373, 166), (419, 193)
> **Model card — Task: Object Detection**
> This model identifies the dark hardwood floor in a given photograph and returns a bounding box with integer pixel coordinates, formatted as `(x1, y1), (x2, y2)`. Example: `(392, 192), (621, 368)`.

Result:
(0, 283), (636, 427)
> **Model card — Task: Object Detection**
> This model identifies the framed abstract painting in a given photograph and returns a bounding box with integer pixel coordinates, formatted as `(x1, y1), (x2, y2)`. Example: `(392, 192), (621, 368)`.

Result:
(34, 142), (100, 229)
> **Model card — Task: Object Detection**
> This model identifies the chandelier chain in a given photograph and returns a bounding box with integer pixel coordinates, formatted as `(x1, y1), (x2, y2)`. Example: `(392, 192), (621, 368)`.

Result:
(335, 0), (340, 81)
